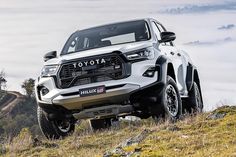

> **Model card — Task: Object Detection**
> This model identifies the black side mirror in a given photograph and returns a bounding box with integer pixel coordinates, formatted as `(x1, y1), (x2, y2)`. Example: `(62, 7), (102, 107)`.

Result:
(159, 32), (176, 43)
(44, 51), (57, 62)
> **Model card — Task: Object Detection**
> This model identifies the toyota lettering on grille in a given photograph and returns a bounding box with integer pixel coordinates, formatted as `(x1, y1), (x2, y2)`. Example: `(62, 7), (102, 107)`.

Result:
(73, 58), (106, 68)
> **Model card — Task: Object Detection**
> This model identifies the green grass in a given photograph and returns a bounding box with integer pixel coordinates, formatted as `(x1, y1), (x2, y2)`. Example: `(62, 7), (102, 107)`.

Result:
(1, 106), (236, 157)
(120, 106), (236, 157)
(1, 121), (145, 157)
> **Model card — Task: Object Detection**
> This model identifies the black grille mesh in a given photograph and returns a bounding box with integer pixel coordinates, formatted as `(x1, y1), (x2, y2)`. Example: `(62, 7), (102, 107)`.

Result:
(58, 54), (124, 88)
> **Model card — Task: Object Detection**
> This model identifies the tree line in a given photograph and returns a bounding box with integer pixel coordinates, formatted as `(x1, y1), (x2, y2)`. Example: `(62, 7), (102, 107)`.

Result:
(0, 70), (35, 98)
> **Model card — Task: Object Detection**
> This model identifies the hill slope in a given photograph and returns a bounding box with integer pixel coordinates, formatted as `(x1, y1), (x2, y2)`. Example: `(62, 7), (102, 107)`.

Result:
(1, 106), (236, 157)
(0, 91), (24, 119)
(0, 95), (40, 139)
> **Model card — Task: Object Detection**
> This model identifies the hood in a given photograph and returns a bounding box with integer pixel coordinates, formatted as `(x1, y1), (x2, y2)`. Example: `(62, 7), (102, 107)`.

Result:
(44, 41), (153, 65)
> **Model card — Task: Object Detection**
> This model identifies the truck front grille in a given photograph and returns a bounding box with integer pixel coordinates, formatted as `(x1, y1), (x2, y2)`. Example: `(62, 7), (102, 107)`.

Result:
(58, 53), (129, 88)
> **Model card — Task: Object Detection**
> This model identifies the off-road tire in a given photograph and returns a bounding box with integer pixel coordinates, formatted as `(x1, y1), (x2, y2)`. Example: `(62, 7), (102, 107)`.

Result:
(183, 82), (203, 113)
(151, 75), (182, 121)
(37, 106), (75, 139)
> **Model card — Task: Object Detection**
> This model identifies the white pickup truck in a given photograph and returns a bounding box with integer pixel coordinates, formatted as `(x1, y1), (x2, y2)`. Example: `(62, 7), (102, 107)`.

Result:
(35, 18), (203, 139)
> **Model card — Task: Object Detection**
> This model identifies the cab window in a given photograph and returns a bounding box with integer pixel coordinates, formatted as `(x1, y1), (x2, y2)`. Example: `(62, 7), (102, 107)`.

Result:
(151, 22), (161, 40)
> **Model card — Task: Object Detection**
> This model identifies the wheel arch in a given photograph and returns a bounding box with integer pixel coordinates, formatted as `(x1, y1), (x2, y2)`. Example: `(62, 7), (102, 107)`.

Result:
(186, 63), (203, 102)
(156, 55), (176, 84)
(193, 69), (203, 103)
(167, 63), (176, 82)
(193, 70), (200, 90)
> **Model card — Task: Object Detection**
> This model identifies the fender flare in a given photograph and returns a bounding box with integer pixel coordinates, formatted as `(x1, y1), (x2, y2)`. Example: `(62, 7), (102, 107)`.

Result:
(186, 63), (200, 91)
(155, 55), (175, 84)
(185, 63), (203, 103)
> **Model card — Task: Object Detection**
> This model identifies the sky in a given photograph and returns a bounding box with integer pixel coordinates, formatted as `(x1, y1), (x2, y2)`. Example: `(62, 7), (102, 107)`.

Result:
(0, 0), (235, 111)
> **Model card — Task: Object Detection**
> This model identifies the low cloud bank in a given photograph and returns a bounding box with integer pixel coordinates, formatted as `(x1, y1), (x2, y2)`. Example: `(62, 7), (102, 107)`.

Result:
(159, 1), (236, 14)
(218, 24), (235, 30)
(184, 37), (235, 46)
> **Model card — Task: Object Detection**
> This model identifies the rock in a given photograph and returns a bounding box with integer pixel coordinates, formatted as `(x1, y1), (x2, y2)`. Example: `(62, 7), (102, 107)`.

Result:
(104, 129), (152, 157)
(125, 129), (151, 146)
(207, 112), (226, 120)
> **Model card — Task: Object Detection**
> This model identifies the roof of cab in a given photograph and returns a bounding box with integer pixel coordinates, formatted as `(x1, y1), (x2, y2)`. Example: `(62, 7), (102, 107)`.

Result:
(74, 18), (156, 33)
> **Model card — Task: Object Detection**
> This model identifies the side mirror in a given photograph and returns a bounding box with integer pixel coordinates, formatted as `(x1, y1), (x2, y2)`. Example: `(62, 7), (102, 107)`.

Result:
(44, 51), (57, 62)
(159, 32), (176, 43)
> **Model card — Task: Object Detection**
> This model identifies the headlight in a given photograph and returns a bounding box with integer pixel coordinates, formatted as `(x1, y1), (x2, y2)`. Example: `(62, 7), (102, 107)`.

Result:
(124, 47), (155, 61)
(41, 65), (58, 77)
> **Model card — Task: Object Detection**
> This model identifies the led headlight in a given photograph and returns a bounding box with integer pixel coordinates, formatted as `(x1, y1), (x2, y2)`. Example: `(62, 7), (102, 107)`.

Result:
(41, 65), (58, 77)
(125, 47), (155, 61)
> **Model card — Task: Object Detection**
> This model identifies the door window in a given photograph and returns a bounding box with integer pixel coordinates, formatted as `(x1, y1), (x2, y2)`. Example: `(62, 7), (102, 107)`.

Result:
(151, 22), (161, 40)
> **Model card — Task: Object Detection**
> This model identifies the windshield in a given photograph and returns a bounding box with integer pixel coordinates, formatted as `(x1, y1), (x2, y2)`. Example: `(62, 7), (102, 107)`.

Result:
(61, 20), (150, 55)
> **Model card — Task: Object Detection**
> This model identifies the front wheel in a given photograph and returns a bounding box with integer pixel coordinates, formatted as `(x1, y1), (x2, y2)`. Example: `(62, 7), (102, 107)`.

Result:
(151, 76), (182, 121)
(37, 106), (75, 139)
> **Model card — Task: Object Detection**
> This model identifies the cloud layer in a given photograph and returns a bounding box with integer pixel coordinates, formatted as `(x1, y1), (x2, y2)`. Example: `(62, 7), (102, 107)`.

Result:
(159, 1), (236, 14)
(184, 37), (235, 46)
(218, 24), (235, 30)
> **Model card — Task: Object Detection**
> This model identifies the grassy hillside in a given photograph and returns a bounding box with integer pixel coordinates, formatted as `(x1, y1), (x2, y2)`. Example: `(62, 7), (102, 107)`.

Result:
(1, 106), (236, 157)
(0, 97), (41, 139)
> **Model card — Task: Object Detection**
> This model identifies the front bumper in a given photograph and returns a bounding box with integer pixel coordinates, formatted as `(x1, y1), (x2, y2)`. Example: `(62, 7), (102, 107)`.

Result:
(36, 60), (159, 110)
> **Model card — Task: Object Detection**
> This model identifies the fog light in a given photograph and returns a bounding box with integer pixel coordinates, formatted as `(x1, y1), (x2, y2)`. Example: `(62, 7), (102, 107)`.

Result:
(143, 67), (157, 77)
(40, 86), (49, 96)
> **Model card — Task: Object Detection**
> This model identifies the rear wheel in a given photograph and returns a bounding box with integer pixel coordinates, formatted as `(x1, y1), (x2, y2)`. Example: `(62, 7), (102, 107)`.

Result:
(90, 118), (112, 131)
(183, 82), (203, 113)
(151, 76), (182, 121)
(37, 106), (75, 139)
